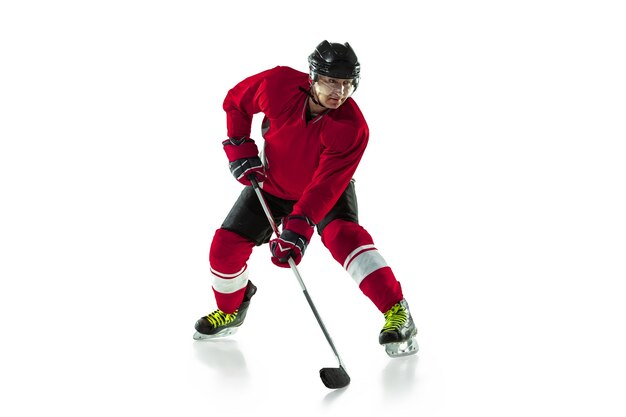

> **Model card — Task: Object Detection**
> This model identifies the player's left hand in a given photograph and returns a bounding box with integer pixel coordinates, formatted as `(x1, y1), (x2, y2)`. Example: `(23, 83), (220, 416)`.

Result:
(269, 215), (315, 267)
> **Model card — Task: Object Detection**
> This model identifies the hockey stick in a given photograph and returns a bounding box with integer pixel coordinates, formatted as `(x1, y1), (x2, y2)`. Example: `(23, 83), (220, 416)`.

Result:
(249, 176), (350, 389)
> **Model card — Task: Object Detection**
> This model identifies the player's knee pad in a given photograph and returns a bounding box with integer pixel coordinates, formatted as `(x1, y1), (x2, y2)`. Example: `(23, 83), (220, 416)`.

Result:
(209, 228), (255, 274)
(320, 219), (374, 265)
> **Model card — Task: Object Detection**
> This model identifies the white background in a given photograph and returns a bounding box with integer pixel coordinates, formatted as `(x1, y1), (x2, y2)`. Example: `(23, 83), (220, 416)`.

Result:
(1, 1), (625, 416)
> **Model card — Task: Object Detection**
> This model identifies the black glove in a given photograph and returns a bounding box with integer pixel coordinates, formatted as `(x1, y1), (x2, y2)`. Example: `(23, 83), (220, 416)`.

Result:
(222, 137), (266, 186)
(269, 215), (315, 267)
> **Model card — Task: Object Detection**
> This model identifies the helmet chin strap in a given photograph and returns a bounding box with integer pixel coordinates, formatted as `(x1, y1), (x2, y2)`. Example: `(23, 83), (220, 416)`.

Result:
(311, 91), (327, 108)
(300, 80), (328, 109)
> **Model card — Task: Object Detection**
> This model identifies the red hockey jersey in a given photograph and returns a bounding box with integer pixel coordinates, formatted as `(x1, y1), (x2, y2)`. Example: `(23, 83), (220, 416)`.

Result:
(223, 66), (369, 224)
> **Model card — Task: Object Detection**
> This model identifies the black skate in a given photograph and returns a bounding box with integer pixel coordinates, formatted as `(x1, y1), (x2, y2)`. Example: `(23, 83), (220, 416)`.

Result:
(379, 299), (418, 357)
(193, 281), (257, 340)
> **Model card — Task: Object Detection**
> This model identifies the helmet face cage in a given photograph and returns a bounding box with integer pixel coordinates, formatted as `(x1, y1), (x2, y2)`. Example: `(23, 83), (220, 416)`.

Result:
(308, 41), (360, 92)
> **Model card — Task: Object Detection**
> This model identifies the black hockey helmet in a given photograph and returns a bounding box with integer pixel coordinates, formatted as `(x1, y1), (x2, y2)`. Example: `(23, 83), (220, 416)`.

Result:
(308, 41), (360, 89)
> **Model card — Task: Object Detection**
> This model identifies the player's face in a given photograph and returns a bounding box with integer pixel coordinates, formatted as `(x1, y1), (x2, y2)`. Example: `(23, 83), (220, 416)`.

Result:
(313, 75), (355, 108)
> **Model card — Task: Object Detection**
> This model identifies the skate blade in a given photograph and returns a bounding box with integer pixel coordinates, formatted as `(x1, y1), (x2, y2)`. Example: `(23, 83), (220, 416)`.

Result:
(193, 327), (238, 341)
(384, 337), (419, 358)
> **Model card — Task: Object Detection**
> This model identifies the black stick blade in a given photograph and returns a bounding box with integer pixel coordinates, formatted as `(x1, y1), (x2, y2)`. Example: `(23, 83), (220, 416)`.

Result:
(319, 366), (350, 389)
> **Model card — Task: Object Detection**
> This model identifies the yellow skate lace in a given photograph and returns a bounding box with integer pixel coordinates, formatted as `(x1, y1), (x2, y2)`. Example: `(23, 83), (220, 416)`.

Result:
(206, 309), (238, 327)
(382, 303), (407, 332)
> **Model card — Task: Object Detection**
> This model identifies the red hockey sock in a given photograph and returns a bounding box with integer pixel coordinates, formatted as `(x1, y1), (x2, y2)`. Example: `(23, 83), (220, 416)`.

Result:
(321, 219), (403, 313)
(209, 228), (255, 313)
(359, 269), (404, 313)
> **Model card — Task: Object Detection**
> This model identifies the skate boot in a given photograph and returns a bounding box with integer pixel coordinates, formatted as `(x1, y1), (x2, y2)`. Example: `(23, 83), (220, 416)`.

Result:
(379, 298), (418, 357)
(193, 281), (257, 340)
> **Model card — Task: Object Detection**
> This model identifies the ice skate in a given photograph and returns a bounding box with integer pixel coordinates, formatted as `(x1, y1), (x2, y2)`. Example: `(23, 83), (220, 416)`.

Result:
(379, 299), (418, 357)
(193, 281), (257, 340)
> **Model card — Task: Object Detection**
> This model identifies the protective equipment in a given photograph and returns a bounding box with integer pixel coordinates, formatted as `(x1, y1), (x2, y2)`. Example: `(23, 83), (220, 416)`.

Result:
(308, 40), (360, 91)
(222, 137), (266, 186)
(269, 215), (315, 267)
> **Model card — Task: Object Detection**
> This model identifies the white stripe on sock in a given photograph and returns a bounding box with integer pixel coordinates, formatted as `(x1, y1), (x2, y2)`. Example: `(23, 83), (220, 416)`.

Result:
(345, 248), (388, 286)
(211, 267), (249, 294)
(343, 244), (376, 270)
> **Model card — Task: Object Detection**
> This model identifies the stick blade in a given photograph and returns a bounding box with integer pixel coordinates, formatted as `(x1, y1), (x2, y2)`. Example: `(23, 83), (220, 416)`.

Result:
(319, 366), (350, 389)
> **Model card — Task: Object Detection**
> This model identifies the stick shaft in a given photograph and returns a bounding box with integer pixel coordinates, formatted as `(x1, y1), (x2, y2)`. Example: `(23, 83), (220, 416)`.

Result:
(249, 177), (346, 369)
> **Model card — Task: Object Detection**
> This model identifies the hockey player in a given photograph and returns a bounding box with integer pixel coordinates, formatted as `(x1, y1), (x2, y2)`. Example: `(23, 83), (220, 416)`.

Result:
(194, 40), (417, 357)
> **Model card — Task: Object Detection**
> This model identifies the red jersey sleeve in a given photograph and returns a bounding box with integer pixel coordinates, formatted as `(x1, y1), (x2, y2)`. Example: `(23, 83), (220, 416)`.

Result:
(223, 66), (298, 138)
(222, 68), (273, 138)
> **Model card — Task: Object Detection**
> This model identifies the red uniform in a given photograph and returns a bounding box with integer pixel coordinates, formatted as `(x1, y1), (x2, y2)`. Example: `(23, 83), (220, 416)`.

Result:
(224, 66), (368, 224)
(211, 66), (403, 316)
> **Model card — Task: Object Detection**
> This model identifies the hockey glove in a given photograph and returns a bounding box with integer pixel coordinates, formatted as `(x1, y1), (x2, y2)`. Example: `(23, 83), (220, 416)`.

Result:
(222, 137), (266, 186)
(269, 215), (315, 268)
